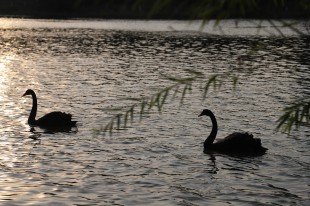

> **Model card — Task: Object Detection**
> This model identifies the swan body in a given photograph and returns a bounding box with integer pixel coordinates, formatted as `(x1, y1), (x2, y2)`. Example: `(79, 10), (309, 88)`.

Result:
(199, 109), (267, 156)
(23, 89), (77, 128)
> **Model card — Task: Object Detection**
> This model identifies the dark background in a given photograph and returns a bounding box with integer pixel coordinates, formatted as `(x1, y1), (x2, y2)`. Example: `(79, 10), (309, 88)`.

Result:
(0, 0), (309, 19)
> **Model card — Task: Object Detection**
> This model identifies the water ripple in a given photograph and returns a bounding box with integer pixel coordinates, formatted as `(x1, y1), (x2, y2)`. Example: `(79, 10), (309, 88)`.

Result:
(0, 20), (309, 205)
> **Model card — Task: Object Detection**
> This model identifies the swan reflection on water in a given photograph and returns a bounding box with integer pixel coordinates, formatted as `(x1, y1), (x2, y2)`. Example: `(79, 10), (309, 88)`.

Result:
(22, 89), (77, 129)
(29, 125), (78, 135)
(199, 109), (268, 156)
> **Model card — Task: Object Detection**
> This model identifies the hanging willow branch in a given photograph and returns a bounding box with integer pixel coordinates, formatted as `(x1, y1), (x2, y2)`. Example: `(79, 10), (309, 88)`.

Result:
(97, 67), (309, 136)
(276, 98), (310, 134)
(98, 69), (238, 136)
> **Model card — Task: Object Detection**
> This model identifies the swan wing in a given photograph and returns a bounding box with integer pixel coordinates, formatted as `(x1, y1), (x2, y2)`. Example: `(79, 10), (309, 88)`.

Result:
(223, 132), (254, 142)
(214, 132), (266, 154)
(36, 111), (76, 126)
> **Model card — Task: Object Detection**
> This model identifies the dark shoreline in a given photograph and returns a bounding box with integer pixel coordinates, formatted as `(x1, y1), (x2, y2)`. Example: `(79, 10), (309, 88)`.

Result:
(0, 0), (309, 21)
(1, 15), (309, 21)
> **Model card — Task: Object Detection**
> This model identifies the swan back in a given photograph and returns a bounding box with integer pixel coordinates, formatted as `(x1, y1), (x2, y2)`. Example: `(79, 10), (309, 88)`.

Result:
(37, 111), (77, 127)
(212, 132), (267, 155)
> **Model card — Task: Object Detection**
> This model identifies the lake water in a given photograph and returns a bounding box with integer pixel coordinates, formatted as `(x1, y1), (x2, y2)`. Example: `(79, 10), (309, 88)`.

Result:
(0, 18), (309, 205)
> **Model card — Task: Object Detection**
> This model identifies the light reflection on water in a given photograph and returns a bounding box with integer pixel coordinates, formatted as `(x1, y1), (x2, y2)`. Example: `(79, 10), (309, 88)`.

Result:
(0, 19), (309, 205)
(0, 18), (309, 36)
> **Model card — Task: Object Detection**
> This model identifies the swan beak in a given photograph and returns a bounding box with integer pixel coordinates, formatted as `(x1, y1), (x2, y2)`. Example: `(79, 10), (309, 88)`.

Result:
(198, 113), (203, 117)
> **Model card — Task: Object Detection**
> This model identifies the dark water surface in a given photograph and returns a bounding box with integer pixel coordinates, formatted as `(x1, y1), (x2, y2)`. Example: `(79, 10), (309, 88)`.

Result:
(0, 19), (309, 205)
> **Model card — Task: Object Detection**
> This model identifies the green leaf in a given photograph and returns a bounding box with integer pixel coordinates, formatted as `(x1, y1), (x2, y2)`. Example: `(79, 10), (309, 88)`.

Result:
(130, 106), (134, 123)
(180, 84), (188, 105)
(203, 74), (218, 100)
(116, 114), (122, 130)
(276, 99), (310, 134)
(109, 121), (114, 136)
(159, 89), (169, 111)
(140, 101), (146, 120)
(232, 75), (238, 91)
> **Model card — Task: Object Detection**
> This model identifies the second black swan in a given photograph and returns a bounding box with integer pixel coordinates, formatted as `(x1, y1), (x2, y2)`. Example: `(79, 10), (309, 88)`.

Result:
(22, 89), (77, 127)
(199, 109), (267, 156)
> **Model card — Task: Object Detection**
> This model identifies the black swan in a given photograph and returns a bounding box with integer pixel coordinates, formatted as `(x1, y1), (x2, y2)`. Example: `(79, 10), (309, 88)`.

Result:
(199, 109), (267, 156)
(22, 89), (77, 127)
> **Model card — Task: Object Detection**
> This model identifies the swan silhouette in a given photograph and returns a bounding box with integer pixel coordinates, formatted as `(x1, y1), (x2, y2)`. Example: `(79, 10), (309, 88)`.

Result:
(199, 109), (267, 156)
(22, 89), (77, 128)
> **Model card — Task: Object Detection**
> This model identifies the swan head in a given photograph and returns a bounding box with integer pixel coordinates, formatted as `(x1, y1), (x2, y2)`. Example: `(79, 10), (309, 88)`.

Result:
(22, 89), (35, 97)
(198, 109), (213, 117)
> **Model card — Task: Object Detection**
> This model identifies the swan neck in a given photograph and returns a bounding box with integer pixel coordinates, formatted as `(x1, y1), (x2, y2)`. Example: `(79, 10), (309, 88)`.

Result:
(204, 112), (218, 147)
(28, 92), (37, 124)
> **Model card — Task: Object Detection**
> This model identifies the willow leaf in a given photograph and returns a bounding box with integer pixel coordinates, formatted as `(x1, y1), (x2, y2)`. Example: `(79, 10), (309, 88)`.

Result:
(180, 84), (188, 105)
(124, 110), (129, 128)
(171, 85), (179, 101)
(232, 75), (238, 91)
(102, 122), (109, 133)
(109, 121), (114, 136)
(155, 92), (162, 111)
(159, 89), (169, 111)
(276, 111), (291, 131)
(140, 101), (146, 120)
(130, 106), (134, 123)
(148, 96), (156, 111)
(203, 74), (218, 100)
(116, 114), (122, 130)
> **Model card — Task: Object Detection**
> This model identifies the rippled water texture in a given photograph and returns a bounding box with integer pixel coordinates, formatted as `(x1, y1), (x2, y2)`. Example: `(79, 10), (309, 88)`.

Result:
(0, 19), (309, 205)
